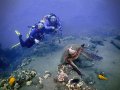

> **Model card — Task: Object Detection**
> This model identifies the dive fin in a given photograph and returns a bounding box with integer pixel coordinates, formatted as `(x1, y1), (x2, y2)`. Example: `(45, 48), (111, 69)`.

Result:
(11, 43), (20, 49)
(15, 30), (21, 36)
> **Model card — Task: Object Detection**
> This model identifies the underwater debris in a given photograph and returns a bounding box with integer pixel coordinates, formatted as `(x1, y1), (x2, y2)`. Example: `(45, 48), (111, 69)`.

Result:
(84, 51), (103, 61)
(90, 39), (104, 46)
(57, 69), (68, 83)
(60, 44), (103, 77)
(14, 82), (20, 90)
(43, 71), (52, 79)
(114, 35), (120, 41)
(111, 39), (120, 49)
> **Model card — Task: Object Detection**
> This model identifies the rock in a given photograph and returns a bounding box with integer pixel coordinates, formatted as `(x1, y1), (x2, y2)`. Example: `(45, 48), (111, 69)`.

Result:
(111, 39), (120, 49)
(78, 81), (84, 87)
(37, 83), (44, 89)
(32, 77), (39, 85)
(2, 83), (9, 90)
(43, 71), (51, 79)
(0, 79), (6, 87)
(14, 83), (20, 89)
(20, 73), (26, 81)
(45, 71), (51, 75)
(90, 39), (104, 46)
(55, 82), (67, 90)
(26, 80), (32, 86)
(20, 58), (32, 68)
(84, 76), (95, 85)
(21, 63), (27, 67)
(114, 35), (120, 41)
(43, 74), (51, 79)
(34, 77), (44, 89)
(30, 70), (37, 77)
(25, 75), (30, 81)
(22, 70), (26, 74)
(39, 77), (43, 84)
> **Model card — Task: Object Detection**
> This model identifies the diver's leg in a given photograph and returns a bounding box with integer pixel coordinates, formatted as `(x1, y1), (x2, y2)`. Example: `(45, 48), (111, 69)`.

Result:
(19, 36), (35, 48)
(24, 38), (35, 48)
(18, 35), (26, 47)
(15, 30), (26, 47)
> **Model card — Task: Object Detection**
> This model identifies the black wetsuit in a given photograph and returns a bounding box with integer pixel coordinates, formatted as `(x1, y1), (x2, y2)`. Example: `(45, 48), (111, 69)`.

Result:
(19, 26), (45, 48)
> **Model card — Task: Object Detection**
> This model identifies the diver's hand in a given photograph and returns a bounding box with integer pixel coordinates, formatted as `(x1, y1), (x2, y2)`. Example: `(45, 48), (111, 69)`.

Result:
(51, 26), (55, 30)
(35, 39), (40, 44)
(54, 28), (59, 32)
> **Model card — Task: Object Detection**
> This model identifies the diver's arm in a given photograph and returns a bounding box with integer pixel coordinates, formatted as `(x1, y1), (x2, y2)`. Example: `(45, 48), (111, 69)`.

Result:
(43, 20), (55, 30)
(40, 19), (55, 30)
(44, 24), (55, 30)
(55, 18), (62, 31)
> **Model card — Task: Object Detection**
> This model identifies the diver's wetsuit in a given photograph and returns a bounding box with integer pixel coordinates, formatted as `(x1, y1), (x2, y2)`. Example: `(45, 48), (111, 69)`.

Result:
(44, 15), (61, 34)
(19, 26), (45, 48)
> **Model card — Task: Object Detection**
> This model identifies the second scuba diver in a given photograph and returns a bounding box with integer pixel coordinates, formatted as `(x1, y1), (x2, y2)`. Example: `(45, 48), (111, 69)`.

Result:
(40, 13), (62, 35)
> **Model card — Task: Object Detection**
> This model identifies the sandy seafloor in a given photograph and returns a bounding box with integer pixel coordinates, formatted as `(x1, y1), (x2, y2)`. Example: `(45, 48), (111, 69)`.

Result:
(4, 35), (120, 90)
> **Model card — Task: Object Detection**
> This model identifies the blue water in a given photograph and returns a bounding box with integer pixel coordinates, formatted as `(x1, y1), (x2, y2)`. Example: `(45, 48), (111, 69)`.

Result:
(0, 0), (120, 48)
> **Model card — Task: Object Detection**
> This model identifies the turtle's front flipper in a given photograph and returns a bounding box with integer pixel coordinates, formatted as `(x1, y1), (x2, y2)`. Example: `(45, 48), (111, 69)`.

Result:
(69, 60), (82, 76)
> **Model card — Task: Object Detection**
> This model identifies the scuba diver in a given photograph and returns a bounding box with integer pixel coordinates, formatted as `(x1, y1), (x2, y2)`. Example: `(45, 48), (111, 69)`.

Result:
(15, 22), (45, 48)
(40, 13), (62, 35)
(61, 44), (92, 76)
(13, 13), (62, 48)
